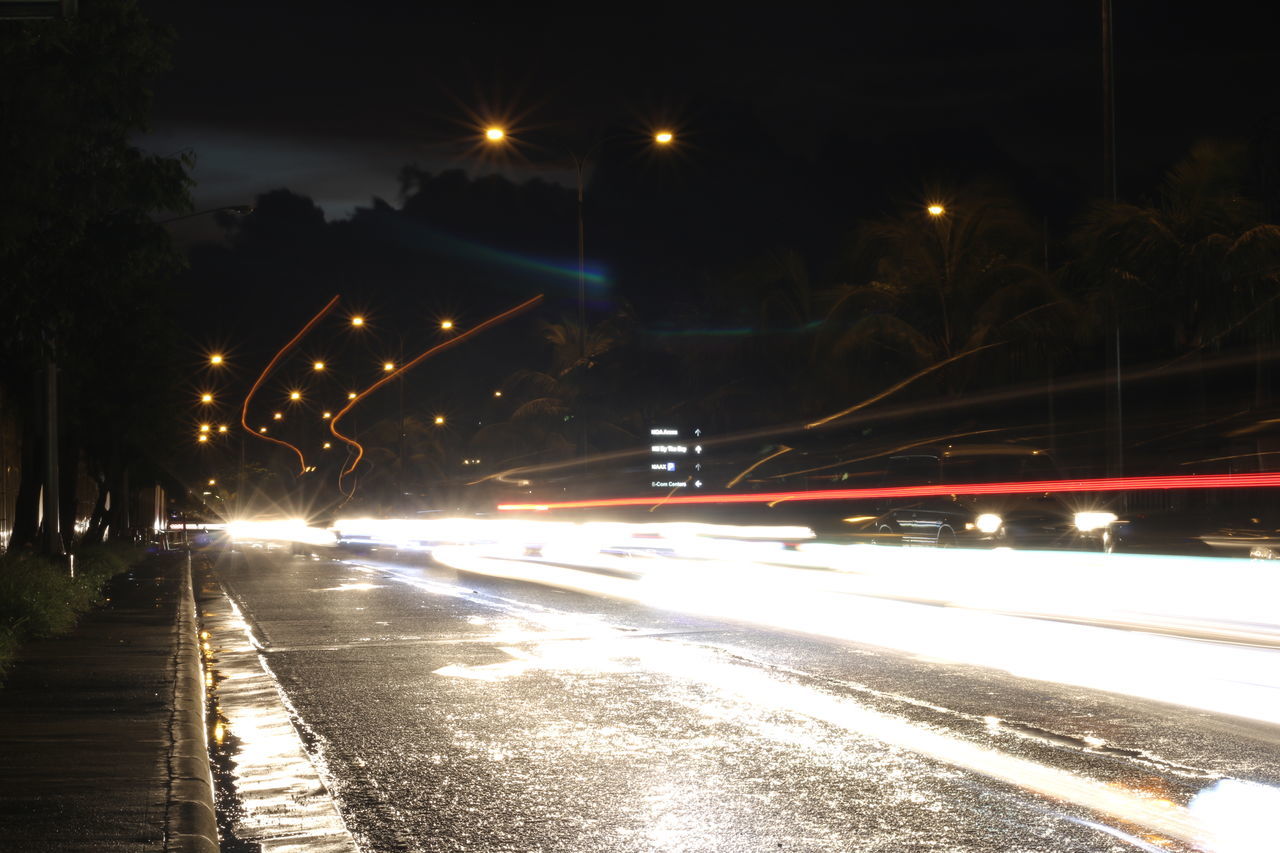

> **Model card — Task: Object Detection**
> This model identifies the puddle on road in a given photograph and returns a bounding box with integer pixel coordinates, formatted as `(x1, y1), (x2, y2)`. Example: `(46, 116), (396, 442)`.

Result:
(195, 567), (360, 853)
(199, 582), (261, 853)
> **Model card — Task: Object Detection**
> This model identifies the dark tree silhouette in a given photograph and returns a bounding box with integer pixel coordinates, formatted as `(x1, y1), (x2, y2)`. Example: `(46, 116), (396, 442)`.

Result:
(0, 0), (192, 551)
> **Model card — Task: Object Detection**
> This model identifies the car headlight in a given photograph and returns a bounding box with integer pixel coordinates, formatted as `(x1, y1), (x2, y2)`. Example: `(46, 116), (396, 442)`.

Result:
(1074, 511), (1117, 532)
(973, 513), (1003, 534)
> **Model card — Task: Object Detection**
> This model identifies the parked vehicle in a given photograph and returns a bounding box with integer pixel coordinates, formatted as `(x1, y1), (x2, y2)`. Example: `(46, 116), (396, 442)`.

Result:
(785, 444), (1115, 551)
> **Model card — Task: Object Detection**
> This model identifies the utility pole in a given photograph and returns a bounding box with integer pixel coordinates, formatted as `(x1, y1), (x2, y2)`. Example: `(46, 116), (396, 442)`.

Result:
(1101, 0), (1117, 204)
(237, 432), (246, 518)
(573, 155), (589, 483)
(1102, 0), (1125, 492)
(0, 388), (9, 551)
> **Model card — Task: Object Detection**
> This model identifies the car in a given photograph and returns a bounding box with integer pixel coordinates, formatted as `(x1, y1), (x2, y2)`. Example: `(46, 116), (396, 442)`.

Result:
(784, 444), (1115, 551)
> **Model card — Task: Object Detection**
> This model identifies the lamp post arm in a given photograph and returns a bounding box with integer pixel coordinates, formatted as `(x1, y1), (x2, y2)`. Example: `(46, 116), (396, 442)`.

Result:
(157, 205), (254, 225)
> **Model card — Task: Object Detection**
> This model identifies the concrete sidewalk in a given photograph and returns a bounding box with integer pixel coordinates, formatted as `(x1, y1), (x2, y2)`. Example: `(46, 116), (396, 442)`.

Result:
(0, 552), (217, 852)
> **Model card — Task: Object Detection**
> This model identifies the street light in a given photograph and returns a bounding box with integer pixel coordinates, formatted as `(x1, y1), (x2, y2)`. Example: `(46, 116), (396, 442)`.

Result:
(313, 361), (326, 371)
(273, 412), (283, 420)
(927, 204), (945, 216)
(482, 123), (673, 479)
(350, 315), (365, 327)
(481, 125), (674, 369)
(209, 354), (224, 366)
(440, 319), (454, 331)
(218, 425), (228, 434)
(199, 424), (211, 433)
(383, 361), (395, 373)
(434, 415), (445, 425)
(199, 392), (213, 404)
(289, 390), (301, 401)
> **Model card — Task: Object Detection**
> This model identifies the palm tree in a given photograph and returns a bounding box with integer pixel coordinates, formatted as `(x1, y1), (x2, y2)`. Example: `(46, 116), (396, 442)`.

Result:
(698, 248), (827, 423)
(1068, 141), (1280, 362)
(469, 313), (645, 475)
(810, 184), (1073, 413)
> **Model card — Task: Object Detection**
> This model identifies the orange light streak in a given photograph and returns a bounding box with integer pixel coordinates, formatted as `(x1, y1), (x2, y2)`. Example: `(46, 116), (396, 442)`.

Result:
(330, 294), (544, 485)
(240, 295), (340, 476)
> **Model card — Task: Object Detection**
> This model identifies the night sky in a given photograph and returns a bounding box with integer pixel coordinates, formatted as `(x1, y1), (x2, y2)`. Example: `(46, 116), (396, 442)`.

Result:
(139, 2), (1277, 226)
(134, 1), (1280, 462)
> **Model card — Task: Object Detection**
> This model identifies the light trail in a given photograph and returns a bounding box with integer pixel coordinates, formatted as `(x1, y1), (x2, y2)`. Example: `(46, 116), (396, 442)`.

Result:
(329, 294), (544, 489)
(264, 515), (1280, 724)
(471, 346), (1280, 492)
(226, 514), (1280, 726)
(241, 294), (341, 476)
(225, 515), (1280, 849)
(497, 471), (1280, 511)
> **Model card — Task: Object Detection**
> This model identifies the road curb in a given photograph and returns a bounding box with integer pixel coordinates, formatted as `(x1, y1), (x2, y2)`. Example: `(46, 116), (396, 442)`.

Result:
(166, 553), (219, 853)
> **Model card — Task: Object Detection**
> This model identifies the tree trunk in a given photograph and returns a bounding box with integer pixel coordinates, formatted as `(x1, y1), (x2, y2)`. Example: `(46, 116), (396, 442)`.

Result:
(107, 463), (131, 543)
(8, 407), (43, 551)
(58, 433), (78, 552)
(82, 474), (109, 547)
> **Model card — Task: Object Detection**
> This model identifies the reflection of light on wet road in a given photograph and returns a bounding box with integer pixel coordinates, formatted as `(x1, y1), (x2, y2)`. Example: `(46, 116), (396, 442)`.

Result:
(201, 586), (359, 850)
(315, 581), (384, 592)
(417, 595), (1241, 852)
(238, 515), (1280, 725)
(1188, 779), (1280, 853)
(403, 519), (1280, 727)
(230, 516), (1280, 851)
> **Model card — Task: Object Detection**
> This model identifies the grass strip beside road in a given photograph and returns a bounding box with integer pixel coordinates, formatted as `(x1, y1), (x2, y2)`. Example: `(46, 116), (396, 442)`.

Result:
(0, 544), (142, 684)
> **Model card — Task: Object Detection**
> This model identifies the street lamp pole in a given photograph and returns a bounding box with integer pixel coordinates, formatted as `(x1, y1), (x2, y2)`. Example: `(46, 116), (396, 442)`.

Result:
(574, 154), (587, 366)
(480, 125), (675, 483)
(482, 127), (674, 369)
(158, 205), (254, 225)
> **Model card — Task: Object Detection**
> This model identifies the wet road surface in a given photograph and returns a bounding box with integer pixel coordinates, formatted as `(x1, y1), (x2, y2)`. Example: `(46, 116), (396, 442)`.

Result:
(200, 546), (1280, 852)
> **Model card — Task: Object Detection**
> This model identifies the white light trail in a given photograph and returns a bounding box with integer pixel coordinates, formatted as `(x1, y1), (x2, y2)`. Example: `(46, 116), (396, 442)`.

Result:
(231, 515), (1280, 852)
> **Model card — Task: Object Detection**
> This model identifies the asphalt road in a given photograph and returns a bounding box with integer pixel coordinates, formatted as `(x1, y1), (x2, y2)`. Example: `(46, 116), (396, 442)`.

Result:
(202, 545), (1280, 852)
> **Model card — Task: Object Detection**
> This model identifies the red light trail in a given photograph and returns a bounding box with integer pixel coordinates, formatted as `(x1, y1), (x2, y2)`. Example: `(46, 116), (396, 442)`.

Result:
(496, 472), (1280, 511)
